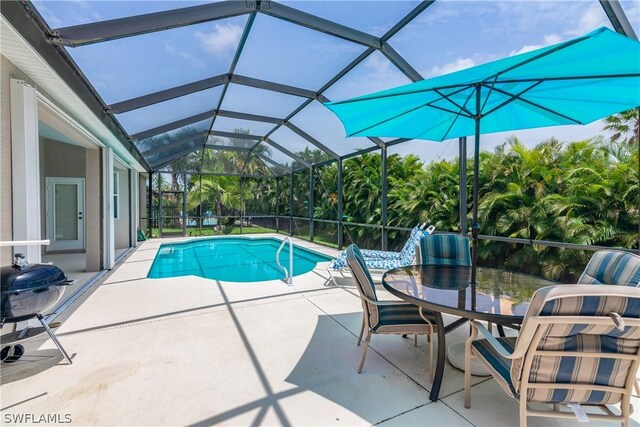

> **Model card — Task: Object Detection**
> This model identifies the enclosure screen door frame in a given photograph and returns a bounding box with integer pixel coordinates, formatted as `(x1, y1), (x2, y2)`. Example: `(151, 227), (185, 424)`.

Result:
(159, 190), (186, 237)
(46, 177), (85, 251)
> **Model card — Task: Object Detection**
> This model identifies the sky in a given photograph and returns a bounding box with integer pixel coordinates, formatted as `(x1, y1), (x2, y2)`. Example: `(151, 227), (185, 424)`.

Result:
(31, 0), (640, 167)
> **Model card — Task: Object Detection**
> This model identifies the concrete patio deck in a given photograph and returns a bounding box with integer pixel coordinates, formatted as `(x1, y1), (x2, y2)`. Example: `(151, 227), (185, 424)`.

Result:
(1, 234), (638, 426)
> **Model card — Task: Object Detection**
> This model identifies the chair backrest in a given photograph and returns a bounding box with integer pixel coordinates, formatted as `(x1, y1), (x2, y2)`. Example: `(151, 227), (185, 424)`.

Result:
(510, 284), (640, 405)
(346, 244), (380, 327)
(415, 233), (471, 266)
(398, 225), (434, 262)
(578, 249), (640, 287)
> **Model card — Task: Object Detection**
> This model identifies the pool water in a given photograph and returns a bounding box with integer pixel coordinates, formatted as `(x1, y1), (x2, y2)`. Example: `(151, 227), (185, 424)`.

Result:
(148, 237), (332, 282)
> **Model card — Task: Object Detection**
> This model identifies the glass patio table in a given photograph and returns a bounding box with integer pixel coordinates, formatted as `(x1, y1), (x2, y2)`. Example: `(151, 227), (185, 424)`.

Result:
(381, 264), (558, 402)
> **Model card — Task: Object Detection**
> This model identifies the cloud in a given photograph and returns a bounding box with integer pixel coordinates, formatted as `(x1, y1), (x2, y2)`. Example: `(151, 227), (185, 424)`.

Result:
(509, 33), (562, 56)
(363, 54), (411, 87)
(428, 58), (476, 77)
(70, 0), (90, 9)
(164, 41), (205, 68)
(416, 3), (466, 25)
(364, 54), (395, 77)
(195, 24), (242, 56)
(567, 2), (610, 36)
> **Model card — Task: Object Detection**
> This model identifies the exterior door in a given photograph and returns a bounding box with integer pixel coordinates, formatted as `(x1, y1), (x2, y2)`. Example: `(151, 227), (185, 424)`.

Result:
(46, 177), (85, 251)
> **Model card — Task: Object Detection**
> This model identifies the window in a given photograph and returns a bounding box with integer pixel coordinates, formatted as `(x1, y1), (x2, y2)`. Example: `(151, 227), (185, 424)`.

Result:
(113, 171), (120, 219)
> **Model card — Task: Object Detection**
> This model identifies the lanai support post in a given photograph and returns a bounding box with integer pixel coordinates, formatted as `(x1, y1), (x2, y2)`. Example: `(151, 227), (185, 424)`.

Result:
(199, 173), (203, 235)
(459, 137), (468, 235)
(337, 158), (344, 249)
(289, 172), (294, 236)
(182, 173), (187, 237)
(471, 85), (482, 285)
(381, 146), (388, 251)
(148, 172), (153, 238)
(309, 165), (314, 242)
(275, 177), (280, 234)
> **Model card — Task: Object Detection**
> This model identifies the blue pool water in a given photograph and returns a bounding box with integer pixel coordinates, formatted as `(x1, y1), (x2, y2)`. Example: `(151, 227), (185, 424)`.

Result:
(148, 237), (332, 282)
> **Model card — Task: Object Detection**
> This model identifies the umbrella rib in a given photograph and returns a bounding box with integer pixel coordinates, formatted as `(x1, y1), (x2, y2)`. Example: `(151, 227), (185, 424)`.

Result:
(480, 74), (500, 115)
(486, 84), (584, 125)
(438, 86), (477, 142)
(349, 86), (474, 136)
(479, 80), (543, 118)
(434, 88), (474, 117)
(329, 83), (475, 106)
(493, 73), (640, 84)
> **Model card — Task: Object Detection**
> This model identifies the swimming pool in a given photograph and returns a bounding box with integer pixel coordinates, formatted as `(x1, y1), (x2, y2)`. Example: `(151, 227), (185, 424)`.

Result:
(148, 237), (332, 282)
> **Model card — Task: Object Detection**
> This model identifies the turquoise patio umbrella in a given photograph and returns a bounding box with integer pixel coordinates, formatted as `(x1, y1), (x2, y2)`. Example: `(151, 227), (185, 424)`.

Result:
(325, 27), (640, 281)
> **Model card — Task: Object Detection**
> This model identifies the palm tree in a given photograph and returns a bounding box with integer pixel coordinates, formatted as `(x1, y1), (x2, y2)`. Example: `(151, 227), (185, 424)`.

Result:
(604, 108), (639, 147)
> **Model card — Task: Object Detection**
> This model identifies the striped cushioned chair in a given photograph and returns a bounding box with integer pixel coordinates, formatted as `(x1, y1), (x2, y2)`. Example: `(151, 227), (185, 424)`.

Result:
(415, 233), (472, 266)
(346, 245), (436, 377)
(464, 284), (640, 427)
(579, 250), (640, 287)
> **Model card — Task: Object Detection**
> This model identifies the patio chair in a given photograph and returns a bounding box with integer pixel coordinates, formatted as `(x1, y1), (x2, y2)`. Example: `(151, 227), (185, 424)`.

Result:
(579, 249), (640, 287)
(346, 244), (436, 378)
(579, 249), (640, 395)
(328, 224), (435, 285)
(415, 233), (472, 266)
(464, 284), (640, 427)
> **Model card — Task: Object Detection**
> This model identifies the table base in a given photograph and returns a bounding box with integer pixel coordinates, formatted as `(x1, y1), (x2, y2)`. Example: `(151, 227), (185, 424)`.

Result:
(446, 342), (490, 376)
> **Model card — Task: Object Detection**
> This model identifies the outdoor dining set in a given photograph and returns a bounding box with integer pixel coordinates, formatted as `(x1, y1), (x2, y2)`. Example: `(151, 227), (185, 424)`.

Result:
(334, 231), (640, 427)
(318, 25), (640, 427)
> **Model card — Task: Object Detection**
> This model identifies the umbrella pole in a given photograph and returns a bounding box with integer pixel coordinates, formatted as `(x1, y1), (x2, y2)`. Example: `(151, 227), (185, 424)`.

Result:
(471, 84), (481, 284)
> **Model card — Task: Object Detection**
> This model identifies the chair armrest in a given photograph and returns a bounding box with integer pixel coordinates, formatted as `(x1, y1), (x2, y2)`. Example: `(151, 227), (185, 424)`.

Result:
(469, 320), (515, 359)
(358, 293), (413, 306)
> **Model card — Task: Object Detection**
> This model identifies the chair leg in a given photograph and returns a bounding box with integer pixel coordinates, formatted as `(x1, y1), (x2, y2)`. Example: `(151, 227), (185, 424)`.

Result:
(414, 334), (418, 347)
(326, 264), (338, 287)
(634, 379), (640, 396)
(464, 340), (472, 408)
(357, 316), (365, 346)
(358, 332), (372, 374)
(464, 322), (478, 408)
(519, 398), (527, 427)
(621, 380), (632, 427)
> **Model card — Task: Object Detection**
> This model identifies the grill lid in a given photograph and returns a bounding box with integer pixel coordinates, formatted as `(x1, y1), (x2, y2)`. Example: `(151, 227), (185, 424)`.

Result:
(1, 263), (67, 293)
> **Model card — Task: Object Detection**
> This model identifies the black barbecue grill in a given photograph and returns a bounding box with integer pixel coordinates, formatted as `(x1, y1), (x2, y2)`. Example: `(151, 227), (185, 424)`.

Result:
(1, 254), (74, 364)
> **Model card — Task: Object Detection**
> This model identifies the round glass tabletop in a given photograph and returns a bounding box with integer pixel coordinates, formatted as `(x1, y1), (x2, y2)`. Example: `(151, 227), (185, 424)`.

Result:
(382, 265), (559, 324)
